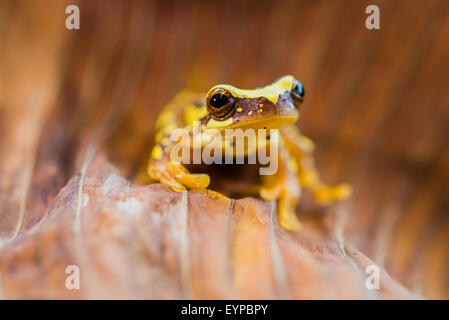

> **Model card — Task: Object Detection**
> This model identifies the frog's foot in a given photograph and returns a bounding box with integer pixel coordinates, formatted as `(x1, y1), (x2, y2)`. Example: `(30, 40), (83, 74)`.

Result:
(278, 190), (302, 231)
(259, 183), (282, 201)
(313, 183), (352, 205)
(260, 179), (301, 232)
(149, 161), (210, 192)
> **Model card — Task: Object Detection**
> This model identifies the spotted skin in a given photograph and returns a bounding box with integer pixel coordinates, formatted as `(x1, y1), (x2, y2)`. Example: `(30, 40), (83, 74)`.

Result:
(148, 76), (351, 231)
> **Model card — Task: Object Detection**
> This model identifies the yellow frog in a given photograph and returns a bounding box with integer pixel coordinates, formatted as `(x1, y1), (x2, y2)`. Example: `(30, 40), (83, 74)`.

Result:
(148, 75), (351, 231)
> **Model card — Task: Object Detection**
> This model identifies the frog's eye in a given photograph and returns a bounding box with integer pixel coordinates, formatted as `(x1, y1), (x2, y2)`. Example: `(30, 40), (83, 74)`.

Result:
(206, 88), (236, 120)
(292, 80), (305, 100)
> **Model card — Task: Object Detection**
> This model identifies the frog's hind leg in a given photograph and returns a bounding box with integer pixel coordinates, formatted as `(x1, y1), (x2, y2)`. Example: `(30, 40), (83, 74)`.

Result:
(299, 165), (352, 205)
(281, 126), (352, 205)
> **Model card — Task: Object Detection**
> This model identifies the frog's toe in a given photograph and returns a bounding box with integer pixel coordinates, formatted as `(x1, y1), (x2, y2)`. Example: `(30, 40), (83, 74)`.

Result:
(259, 184), (282, 201)
(335, 183), (352, 199)
(175, 172), (210, 189)
(313, 183), (352, 205)
(161, 161), (207, 189)
(278, 191), (301, 232)
(159, 172), (186, 192)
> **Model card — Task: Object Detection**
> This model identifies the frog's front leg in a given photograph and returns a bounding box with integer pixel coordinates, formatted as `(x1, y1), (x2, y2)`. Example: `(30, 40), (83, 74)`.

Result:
(259, 140), (302, 231)
(147, 141), (210, 192)
(281, 126), (352, 205)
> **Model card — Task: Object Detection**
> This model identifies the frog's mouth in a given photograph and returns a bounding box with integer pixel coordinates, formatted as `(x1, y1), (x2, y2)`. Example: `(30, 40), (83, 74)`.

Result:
(221, 114), (299, 131)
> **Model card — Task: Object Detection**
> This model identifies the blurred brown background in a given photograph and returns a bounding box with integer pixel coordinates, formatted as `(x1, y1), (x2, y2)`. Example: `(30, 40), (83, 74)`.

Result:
(0, 0), (448, 299)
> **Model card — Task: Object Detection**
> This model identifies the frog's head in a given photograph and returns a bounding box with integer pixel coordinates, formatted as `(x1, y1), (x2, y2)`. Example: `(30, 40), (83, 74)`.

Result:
(204, 75), (304, 131)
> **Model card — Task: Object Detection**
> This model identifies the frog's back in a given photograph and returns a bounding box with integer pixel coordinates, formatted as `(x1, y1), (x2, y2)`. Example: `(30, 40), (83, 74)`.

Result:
(154, 90), (207, 133)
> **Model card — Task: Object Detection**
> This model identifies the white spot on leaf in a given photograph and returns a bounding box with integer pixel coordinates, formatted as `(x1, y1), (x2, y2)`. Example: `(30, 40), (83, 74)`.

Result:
(115, 197), (143, 215)
(82, 193), (89, 207)
(103, 174), (127, 195)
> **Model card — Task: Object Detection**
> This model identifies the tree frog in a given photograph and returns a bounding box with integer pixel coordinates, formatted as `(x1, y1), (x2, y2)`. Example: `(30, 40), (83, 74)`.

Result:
(147, 75), (351, 231)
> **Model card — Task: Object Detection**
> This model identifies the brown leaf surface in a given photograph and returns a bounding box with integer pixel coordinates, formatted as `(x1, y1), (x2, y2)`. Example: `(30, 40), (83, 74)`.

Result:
(1, 0), (448, 299)
(0, 155), (418, 299)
